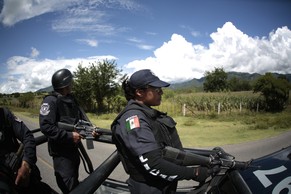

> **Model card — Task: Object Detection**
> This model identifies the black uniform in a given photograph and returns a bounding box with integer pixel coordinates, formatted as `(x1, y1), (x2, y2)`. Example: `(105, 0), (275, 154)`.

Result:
(0, 107), (53, 194)
(39, 92), (83, 194)
(112, 100), (196, 194)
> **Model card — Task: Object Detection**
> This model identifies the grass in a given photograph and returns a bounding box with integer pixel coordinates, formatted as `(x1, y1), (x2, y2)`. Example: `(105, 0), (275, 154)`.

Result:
(13, 106), (291, 148)
(175, 116), (290, 147)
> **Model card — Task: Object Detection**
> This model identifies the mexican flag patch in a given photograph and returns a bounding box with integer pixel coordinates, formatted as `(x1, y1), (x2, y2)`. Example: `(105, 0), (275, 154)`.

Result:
(126, 115), (140, 131)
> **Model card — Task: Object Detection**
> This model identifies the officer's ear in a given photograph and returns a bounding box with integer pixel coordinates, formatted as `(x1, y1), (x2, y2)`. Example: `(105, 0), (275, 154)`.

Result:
(135, 88), (147, 98)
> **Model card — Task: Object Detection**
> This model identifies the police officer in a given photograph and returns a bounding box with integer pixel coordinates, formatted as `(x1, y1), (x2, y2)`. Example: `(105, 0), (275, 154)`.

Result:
(0, 107), (54, 194)
(111, 69), (219, 194)
(39, 68), (85, 194)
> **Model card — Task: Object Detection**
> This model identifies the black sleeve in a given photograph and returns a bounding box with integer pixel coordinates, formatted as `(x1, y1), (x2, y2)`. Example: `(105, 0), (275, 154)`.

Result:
(140, 149), (196, 181)
(8, 110), (37, 165)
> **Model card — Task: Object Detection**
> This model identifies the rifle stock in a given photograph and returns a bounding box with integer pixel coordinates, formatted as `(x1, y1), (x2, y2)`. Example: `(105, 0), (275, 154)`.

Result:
(163, 146), (252, 170)
(163, 146), (211, 166)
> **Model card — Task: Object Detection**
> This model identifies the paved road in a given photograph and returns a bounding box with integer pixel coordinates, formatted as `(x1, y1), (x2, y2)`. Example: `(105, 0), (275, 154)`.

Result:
(18, 115), (291, 193)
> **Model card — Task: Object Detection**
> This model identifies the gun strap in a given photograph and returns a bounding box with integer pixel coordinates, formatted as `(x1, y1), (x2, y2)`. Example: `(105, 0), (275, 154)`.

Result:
(77, 141), (94, 174)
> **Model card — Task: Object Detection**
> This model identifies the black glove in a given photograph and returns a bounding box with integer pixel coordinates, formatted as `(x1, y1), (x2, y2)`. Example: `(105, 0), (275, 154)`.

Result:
(208, 165), (221, 176)
(193, 165), (221, 182)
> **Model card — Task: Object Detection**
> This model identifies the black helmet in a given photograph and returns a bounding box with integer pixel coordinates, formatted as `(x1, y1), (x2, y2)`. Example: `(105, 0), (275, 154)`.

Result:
(51, 69), (73, 90)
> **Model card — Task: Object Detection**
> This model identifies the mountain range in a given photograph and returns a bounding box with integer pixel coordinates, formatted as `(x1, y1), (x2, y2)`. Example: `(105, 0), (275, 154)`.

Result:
(170, 72), (291, 90)
(37, 72), (291, 93)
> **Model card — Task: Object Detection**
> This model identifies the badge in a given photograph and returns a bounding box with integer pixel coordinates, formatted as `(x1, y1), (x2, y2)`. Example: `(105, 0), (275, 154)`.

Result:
(40, 103), (50, 116)
(125, 115), (140, 131)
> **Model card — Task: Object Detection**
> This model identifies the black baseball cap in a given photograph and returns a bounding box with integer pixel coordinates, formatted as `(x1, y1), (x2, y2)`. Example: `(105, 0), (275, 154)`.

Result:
(128, 69), (170, 89)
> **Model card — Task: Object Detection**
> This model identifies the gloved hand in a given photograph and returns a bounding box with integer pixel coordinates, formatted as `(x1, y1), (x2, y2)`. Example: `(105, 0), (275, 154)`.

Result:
(15, 160), (31, 187)
(208, 165), (221, 176)
(193, 165), (221, 182)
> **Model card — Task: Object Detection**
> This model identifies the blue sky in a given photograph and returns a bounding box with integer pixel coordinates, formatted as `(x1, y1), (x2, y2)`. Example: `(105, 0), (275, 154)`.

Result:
(0, 0), (290, 93)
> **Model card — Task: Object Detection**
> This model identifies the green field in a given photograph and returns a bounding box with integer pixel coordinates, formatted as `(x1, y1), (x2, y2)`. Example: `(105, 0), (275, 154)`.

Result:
(15, 105), (291, 148)
(5, 90), (291, 148)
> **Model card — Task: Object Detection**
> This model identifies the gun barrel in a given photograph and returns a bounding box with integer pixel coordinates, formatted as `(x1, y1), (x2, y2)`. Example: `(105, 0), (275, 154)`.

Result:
(214, 158), (252, 170)
(95, 128), (112, 135)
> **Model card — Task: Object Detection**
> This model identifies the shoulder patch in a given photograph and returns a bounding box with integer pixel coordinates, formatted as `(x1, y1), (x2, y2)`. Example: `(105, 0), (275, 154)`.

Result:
(125, 115), (140, 131)
(14, 115), (22, 122)
(40, 103), (50, 116)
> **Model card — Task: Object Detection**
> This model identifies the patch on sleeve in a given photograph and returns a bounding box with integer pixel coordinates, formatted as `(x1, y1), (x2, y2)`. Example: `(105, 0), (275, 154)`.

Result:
(125, 115), (140, 131)
(40, 103), (50, 116)
(13, 115), (22, 122)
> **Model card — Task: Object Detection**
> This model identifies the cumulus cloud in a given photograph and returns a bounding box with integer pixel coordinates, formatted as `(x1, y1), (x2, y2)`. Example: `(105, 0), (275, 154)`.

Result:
(125, 22), (291, 83)
(1, 22), (290, 93)
(0, 55), (117, 93)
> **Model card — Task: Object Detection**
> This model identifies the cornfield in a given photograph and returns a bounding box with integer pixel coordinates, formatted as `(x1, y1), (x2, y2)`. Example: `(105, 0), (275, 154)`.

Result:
(157, 91), (269, 116)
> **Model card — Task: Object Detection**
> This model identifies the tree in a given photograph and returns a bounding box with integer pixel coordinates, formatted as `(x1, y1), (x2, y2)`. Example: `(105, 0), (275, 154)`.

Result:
(74, 59), (123, 113)
(228, 77), (252, 91)
(253, 73), (291, 112)
(73, 65), (94, 111)
(18, 92), (34, 108)
(203, 67), (228, 92)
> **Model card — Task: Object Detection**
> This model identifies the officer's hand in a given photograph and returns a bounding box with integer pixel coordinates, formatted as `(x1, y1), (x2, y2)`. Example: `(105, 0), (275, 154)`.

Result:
(15, 160), (31, 187)
(193, 167), (209, 182)
(193, 166), (221, 182)
(92, 130), (101, 138)
(72, 131), (82, 143)
(209, 165), (221, 176)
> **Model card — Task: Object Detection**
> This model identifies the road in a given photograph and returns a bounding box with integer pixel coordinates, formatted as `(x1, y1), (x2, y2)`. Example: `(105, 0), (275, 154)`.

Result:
(19, 115), (291, 193)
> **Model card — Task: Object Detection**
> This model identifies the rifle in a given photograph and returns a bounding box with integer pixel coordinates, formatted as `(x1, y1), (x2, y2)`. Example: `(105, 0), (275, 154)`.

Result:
(163, 146), (253, 174)
(58, 120), (112, 140)
(58, 120), (112, 174)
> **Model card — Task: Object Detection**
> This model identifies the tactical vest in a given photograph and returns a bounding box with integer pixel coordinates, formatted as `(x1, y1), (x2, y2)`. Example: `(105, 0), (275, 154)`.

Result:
(111, 101), (183, 182)
(0, 108), (19, 157)
(47, 92), (81, 124)
(44, 92), (82, 155)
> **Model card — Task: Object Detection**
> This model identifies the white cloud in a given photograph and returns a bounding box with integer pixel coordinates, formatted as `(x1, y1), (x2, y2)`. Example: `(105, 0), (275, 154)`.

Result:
(137, 44), (154, 50)
(0, 55), (117, 93)
(128, 37), (154, 50)
(125, 22), (291, 83)
(30, 47), (40, 58)
(128, 37), (143, 43)
(191, 31), (201, 37)
(1, 22), (290, 93)
(51, 9), (116, 34)
(76, 39), (98, 47)
(0, 0), (75, 26)
(0, 0), (141, 35)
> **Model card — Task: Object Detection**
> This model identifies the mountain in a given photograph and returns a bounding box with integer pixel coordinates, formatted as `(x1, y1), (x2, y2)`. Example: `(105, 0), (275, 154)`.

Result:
(36, 72), (291, 92)
(170, 72), (291, 90)
(36, 85), (53, 93)
(227, 71), (262, 81)
(170, 77), (204, 90)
